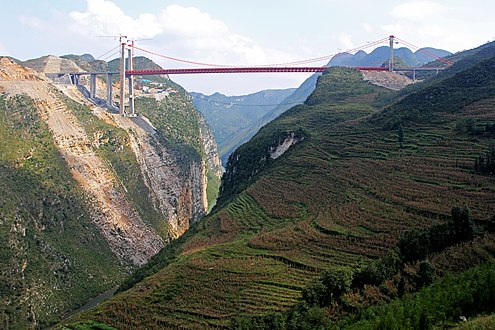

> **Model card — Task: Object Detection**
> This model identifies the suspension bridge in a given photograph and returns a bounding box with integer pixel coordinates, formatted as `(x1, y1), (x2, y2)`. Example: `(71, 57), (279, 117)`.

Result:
(59, 35), (453, 117)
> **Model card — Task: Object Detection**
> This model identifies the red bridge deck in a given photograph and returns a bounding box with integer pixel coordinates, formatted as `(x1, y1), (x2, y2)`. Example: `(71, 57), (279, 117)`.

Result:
(126, 66), (388, 75)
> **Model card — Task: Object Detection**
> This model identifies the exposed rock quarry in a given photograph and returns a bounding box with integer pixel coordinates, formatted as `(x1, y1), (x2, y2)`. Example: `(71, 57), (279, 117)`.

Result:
(22, 55), (83, 74)
(361, 70), (414, 90)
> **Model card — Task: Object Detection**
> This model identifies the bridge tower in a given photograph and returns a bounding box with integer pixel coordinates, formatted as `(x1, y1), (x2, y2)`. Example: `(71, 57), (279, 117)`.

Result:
(119, 36), (126, 116)
(389, 35), (395, 72)
(118, 36), (136, 117)
(127, 40), (135, 117)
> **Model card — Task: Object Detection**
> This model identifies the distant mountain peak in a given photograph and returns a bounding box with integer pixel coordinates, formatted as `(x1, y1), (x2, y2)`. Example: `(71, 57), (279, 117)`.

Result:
(327, 46), (452, 67)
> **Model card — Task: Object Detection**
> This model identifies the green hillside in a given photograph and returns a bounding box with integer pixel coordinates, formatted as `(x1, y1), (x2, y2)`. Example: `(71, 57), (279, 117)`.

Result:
(63, 52), (495, 329)
(192, 45), (452, 166)
(0, 95), (127, 329)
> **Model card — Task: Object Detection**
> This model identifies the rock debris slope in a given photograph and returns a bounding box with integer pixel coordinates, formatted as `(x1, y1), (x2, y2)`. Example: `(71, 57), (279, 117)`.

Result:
(1, 58), (163, 265)
(1, 56), (221, 261)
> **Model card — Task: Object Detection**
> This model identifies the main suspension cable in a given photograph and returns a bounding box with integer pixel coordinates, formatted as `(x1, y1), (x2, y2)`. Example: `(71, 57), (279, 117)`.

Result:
(129, 37), (390, 68)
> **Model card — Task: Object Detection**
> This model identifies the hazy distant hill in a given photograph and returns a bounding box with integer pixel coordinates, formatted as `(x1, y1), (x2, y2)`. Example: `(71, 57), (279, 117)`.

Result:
(414, 47), (452, 64)
(191, 89), (296, 164)
(329, 46), (452, 67)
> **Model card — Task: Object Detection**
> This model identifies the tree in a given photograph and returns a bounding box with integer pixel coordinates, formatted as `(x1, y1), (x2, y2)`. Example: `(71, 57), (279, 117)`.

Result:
(353, 249), (403, 287)
(449, 206), (474, 241)
(399, 229), (430, 262)
(320, 268), (353, 304)
(417, 260), (436, 288)
(485, 215), (495, 233)
(473, 146), (495, 175)
(302, 281), (327, 307)
(302, 268), (353, 307)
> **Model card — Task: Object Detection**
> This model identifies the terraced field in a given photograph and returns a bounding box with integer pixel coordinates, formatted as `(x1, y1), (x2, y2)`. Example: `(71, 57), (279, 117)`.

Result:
(66, 63), (495, 329)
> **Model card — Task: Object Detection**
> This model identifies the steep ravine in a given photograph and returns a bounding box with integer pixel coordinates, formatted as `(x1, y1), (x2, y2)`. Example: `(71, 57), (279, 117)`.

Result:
(25, 55), (222, 236)
(0, 57), (222, 265)
(0, 56), (222, 328)
(48, 55), (222, 247)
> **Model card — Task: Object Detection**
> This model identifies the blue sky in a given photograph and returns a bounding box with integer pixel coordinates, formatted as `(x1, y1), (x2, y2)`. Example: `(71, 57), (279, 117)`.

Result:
(3, 0), (495, 95)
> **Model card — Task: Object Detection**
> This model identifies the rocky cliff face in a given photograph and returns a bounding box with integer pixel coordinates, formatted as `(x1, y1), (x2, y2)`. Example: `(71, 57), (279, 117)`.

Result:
(198, 112), (223, 176)
(6, 55), (222, 249)
(0, 57), (222, 327)
(112, 112), (216, 238)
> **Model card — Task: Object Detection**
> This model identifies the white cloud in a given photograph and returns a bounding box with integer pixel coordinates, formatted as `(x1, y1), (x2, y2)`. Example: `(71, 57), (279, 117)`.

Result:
(390, 1), (448, 20)
(154, 4), (271, 65)
(68, 0), (300, 67)
(66, 0), (313, 94)
(382, 22), (448, 44)
(381, 23), (407, 36)
(382, 1), (491, 52)
(69, 0), (163, 39)
(363, 23), (374, 33)
(337, 33), (355, 49)
(157, 5), (228, 38)
(18, 15), (46, 29)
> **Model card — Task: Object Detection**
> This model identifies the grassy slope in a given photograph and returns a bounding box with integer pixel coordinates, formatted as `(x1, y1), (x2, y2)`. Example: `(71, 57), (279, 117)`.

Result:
(135, 96), (203, 164)
(66, 60), (495, 329)
(0, 95), (127, 329)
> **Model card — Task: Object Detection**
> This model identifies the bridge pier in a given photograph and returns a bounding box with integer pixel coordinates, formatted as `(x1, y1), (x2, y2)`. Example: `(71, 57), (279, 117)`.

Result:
(89, 73), (97, 99)
(106, 73), (113, 107)
(70, 74), (80, 85)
